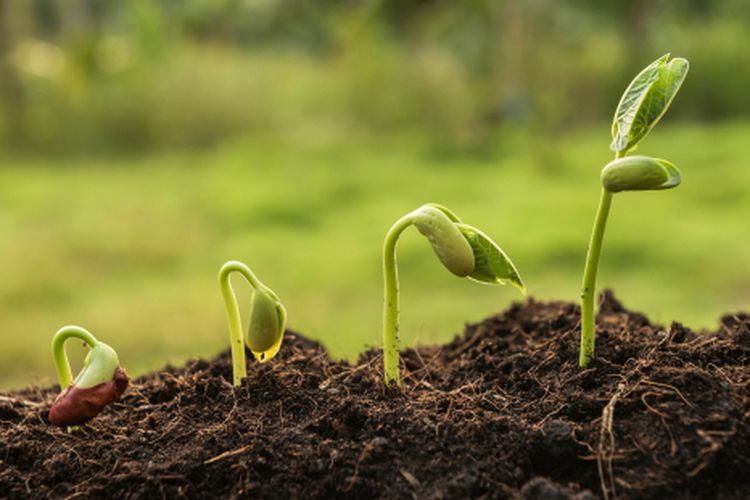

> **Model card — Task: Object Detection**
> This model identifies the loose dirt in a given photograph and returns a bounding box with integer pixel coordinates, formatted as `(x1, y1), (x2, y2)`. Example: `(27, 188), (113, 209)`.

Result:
(2, 291), (748, 499)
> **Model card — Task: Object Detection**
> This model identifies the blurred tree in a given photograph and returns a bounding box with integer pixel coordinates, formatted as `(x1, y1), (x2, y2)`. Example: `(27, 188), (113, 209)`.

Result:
(1, 0), (750, 154)
(0, 0), (27, 147)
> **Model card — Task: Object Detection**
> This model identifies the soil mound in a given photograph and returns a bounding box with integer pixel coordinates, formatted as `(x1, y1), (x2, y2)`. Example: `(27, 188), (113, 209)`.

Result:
(2, 291), (749, 499)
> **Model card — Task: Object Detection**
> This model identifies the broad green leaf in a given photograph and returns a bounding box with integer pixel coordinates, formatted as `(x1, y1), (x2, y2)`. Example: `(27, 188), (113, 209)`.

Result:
(456, 223), (525, 293)
(611, 54), (689, 154)
(601, 155), (681, 193)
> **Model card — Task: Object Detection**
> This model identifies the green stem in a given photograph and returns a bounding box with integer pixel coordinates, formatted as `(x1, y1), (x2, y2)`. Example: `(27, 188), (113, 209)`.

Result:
(51, 326), (98, 389)
(219, 260), (263, 387)
(382, 213), (415, 387)
(579, 188), (614, 367)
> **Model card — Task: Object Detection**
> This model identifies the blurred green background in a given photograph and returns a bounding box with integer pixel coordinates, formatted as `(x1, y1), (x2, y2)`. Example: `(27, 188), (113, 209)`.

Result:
(1, 0), (749, 389)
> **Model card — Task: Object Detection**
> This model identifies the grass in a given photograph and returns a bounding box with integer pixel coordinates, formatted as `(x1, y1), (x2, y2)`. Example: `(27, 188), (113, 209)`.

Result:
(1, 121), (749, 389)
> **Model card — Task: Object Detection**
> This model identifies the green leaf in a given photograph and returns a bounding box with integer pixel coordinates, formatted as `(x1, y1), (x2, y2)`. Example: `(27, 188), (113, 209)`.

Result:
(411, 205), (475, 277)
(601, 155), (681, 193)
(611, 54), (689, 154)
(74, 342), (120, 389)
(456, 223), (525, 293)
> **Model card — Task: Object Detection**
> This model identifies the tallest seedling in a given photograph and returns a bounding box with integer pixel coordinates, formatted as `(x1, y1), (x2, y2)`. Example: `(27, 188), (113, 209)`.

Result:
(579, 54), (689, 367)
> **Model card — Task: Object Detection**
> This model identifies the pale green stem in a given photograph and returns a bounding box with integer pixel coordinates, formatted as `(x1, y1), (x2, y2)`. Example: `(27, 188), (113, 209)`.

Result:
(51, 326), (98, 389)
(579, 189), (613, 367)
(382, 213), (415, 387)
(219, 260), (263, 387)
(580, 150), (625, 367)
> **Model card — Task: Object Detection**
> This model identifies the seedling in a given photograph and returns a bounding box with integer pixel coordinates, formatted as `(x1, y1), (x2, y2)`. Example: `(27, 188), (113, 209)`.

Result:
(579, 54), (689, 367)
(219, 260), (287, 386)
(382, 203), (525, 386)
(48, 326), (129, 427)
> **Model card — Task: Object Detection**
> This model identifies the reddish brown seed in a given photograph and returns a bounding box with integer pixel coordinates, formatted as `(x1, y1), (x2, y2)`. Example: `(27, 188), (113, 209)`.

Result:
(48, 367), (129, 427)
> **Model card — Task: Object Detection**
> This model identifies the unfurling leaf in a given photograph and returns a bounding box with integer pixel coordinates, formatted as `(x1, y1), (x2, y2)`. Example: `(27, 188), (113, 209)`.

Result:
(611, 54), (689, 154)
(74, 343), (121, 389)
(49, 337), (129, 427)
(382, 202), (527, 387)
(411, 205), (475, 277)
(601, 155), (681, 193)
(456, 223), (525, 293)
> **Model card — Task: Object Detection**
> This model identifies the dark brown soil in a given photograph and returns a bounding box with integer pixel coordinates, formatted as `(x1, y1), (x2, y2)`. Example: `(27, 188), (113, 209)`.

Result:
(2, 291), (749, 499)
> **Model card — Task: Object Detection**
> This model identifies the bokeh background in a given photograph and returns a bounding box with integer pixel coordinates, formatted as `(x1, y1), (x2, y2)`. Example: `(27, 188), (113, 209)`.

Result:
(1, 0), (749, 389)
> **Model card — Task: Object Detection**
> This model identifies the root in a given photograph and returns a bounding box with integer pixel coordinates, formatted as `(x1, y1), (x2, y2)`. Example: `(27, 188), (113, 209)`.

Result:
(598, 380), (625, 500)
(204, 444), (252, 465)
(344, 441), (376, 491)
(0, 395), (43, 407)
(688, 428), (736, 477)
(596, 337), (668, 499)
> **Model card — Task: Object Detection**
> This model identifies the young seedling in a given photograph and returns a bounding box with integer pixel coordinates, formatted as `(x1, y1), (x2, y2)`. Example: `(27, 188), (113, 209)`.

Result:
(48, 326), (129, 427)
(382, 203), (525, 387)
(579, 54), (689, 367)
(219, 260), (287, 386)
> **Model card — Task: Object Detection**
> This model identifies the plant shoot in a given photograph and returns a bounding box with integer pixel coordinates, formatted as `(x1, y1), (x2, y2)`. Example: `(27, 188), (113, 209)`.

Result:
(579, 54), (689, 367)
(382, 203), (524, 387)
(48, 326), (129, 427)
(219, 260), (287, 386)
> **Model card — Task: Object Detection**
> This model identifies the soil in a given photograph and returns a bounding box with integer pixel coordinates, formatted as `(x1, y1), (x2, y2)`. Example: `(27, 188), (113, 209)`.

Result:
(1, 290), (749, 499)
